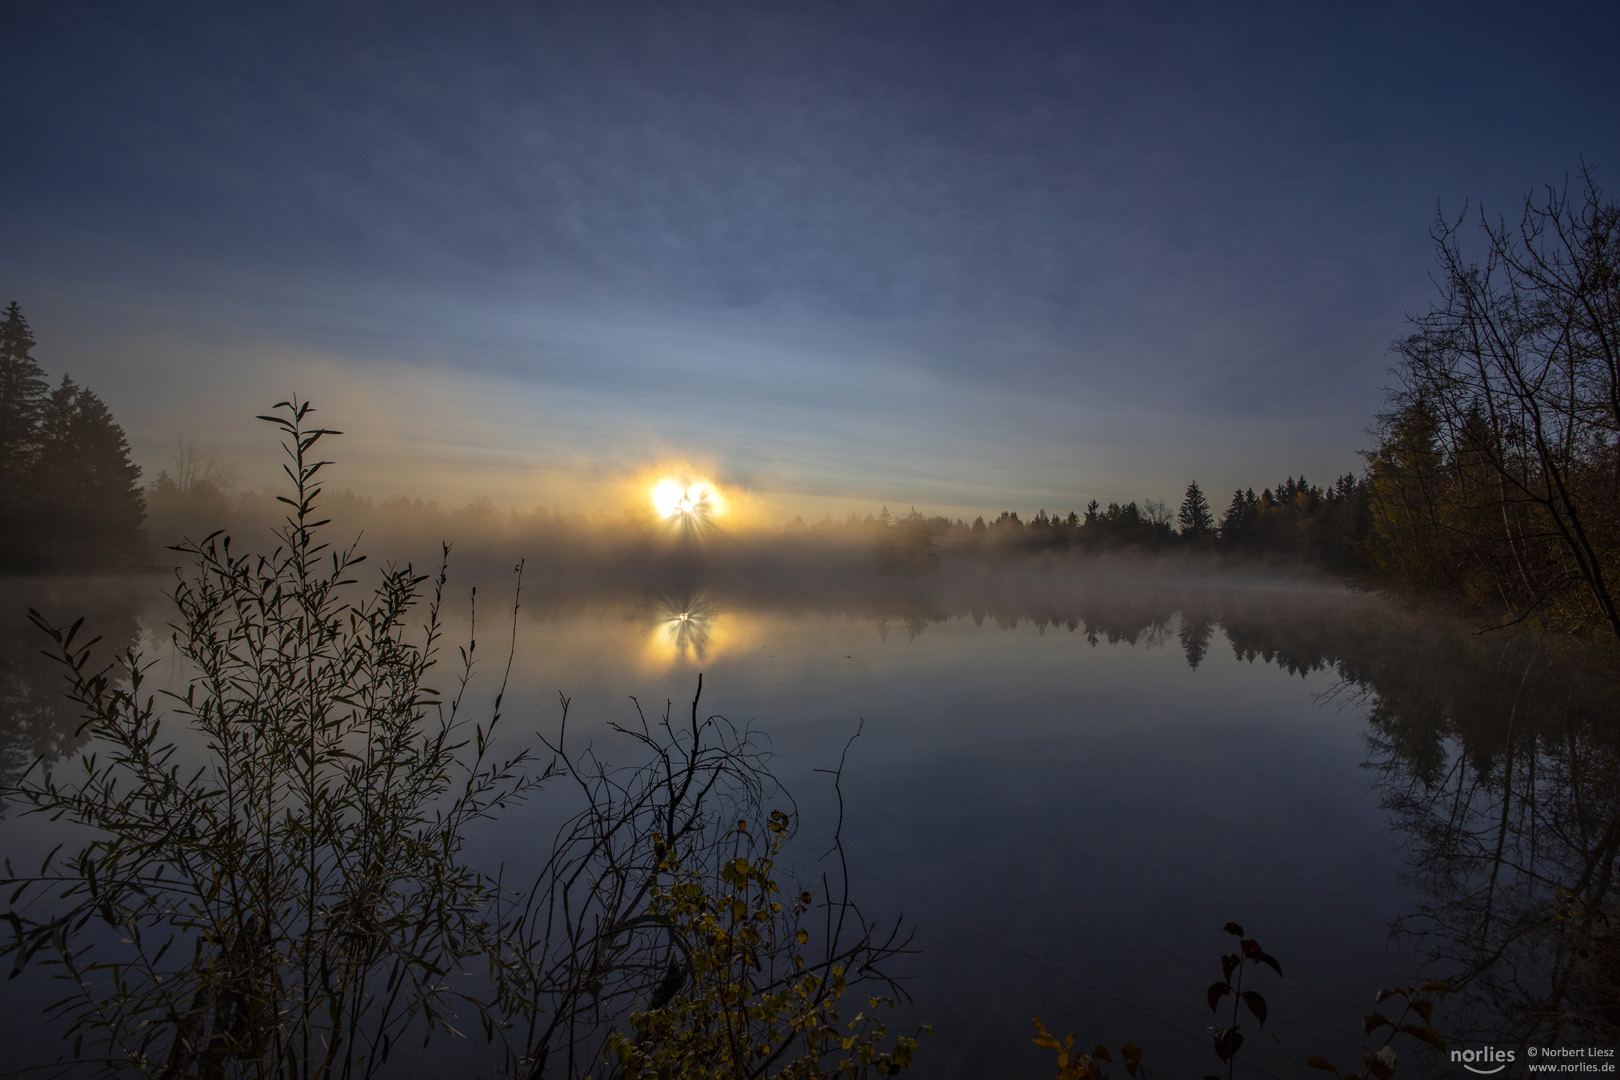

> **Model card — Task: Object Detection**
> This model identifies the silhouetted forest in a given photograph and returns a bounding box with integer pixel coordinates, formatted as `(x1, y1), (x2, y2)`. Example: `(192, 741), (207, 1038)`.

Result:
(4, 397), (1616, 1064)
(11, 164), (1619, 655)
(0, 303), (146, 571)
(1358, 172), (1620, 645)
(846, 472), (1368, 569)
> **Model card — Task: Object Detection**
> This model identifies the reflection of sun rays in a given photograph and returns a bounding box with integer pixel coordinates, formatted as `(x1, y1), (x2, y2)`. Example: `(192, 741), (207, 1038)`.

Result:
(646, 591), (720, 664)
(651, 479), (723, 541)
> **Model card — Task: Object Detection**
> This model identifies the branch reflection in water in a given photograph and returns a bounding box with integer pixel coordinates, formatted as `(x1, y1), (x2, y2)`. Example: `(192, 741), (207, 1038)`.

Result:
(0, 576), (146, 818)
(610, 569), (1620, 1054)
(3, 561), (1616, 1063)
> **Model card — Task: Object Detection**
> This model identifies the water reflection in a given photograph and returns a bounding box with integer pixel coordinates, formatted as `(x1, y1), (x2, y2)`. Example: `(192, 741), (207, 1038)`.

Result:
(643, 588), (722, 663)
(6, 565), (1617, 1058)
(1186, 597), (1619, 1048)
(0, 577), (148, 815)
(1361, 634), (1620, 1049)
(606, 570), (1620, 1050)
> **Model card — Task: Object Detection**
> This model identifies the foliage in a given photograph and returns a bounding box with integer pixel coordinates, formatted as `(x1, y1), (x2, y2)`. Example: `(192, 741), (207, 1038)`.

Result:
(145, 435), (241, 546)
(0, 300), (49, 493)
(1030, 1020), (1143, 1080)
(33, 375), (148, 566)
(0, 582), (142, 819)
(871, 508), (940, 574)
(1, 400), (546, 1078)
(490, 695), (918, 1079)
(1176, 481), (1215, 540)
(1202, 921), (1282, 1077)
(604, 813), (922, 1079)
(1369, 166), (1620, 641)
(836, 475), (1365, 565)
(1035, 925), (1446, 1080)
(1, 398), (923, 1079)
(1216, 475), (1365, 564)
(0, 302), (147, 570)
(1305, 983), (1449, 1080)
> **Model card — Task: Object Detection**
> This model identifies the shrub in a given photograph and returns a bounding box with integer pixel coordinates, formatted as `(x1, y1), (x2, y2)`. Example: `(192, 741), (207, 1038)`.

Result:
(2, 399), (921, 1080)
(3, 400), (544, 1077)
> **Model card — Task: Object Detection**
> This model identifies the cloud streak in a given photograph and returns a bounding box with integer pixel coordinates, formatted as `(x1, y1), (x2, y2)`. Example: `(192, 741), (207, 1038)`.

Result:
(3, 1), (1617, 517)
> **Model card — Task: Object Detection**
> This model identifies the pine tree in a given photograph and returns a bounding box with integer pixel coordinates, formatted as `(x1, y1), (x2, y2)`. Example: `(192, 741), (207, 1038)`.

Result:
(0, 302), (47, 504)
(33, 376), (146, 565)
(1220, 488), (1259, 546)
(1177, 480), (1215, 539)
(0, 305), (147, 569)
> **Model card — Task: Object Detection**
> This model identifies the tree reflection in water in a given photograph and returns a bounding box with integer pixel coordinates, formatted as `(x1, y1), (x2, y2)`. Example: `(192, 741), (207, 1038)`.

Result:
(622, 571), (1620, 1049)
(1357, 633), (1619, 1048)
(8, 563), (1618, 1049)
(1212, 602), (1618, 1048)
(0, 578), (147, 816)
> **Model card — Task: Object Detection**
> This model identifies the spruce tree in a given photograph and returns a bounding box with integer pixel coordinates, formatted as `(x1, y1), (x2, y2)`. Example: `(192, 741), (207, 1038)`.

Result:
(1177, 480), (1215, 539)
(0, 303), (48, 565)
(0, 302), (47, 501)
(0, 306), (147, 569)
(1220, 488), (1259, 546)
(34, 376), (146, 566)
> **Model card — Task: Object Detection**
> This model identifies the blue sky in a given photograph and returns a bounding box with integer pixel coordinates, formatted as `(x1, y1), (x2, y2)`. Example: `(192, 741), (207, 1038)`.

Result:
(4, 1), (1617, 519)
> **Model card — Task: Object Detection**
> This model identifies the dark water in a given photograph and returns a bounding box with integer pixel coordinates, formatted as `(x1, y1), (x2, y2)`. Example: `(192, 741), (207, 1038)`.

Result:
(2, 568), (1616, 1077)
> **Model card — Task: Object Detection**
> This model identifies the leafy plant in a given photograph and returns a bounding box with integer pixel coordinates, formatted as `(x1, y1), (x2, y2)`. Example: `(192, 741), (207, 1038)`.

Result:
(2, 399), (547, 1078)
(1031, 1020), (1144, 1080)
(1305, 983), (1450, 1080)
(604, 812), (922, 1078)
(1203, 920), (1281, 1078)
(2, 398), (923, 1080)
(1033, 921), (1280, 1080)
(492, 699), (921, 1079)
(1036, 925), (1449, 1080)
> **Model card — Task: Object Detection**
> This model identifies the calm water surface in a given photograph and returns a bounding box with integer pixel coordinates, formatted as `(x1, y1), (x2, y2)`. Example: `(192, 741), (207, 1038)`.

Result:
(2, 569), (1613, 1077)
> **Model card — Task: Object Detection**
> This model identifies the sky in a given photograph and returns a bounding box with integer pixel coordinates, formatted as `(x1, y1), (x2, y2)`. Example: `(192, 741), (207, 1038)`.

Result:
(3, 1), (1618, 522)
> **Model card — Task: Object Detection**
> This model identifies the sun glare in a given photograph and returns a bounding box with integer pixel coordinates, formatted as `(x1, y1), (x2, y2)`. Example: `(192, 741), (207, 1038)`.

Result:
(642, 592), (726, 665)
(651, 478), (722, 520)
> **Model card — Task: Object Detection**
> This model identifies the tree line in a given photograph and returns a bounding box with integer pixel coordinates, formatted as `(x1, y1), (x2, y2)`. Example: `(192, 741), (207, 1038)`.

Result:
(1358, 167), (1620, 644)
(5, 163), (1615, 648)
(823, 471), (1372, 580)
(857, 168), (1620, 649)
(0, 302), (146, 571)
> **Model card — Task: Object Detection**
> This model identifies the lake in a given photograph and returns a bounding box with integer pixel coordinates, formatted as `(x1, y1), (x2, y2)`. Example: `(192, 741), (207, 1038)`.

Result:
(2, 561), (1614, 1077)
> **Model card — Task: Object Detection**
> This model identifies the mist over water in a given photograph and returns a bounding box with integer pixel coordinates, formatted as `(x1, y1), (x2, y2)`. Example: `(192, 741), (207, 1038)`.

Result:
(4, 521), (1613, 1077)
(4, 3), (1617, 1070)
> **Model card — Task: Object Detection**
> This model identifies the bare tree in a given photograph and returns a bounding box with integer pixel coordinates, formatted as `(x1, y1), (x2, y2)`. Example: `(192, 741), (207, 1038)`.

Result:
(1385, 164), (1620, 641)
(168, 433), (238, 497)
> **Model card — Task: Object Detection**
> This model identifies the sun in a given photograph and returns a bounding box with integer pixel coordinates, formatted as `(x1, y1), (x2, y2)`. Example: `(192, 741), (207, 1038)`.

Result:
(651, 479), (723, 520)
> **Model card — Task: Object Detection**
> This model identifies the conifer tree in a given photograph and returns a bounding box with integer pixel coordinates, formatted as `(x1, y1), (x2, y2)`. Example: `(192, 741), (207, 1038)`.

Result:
(33, 376), (146, 565)
(0, 305), (146, 569)
(1177, 480), (1215, 539)
(0, 302), (47, 507)
(1220, 488), (1259, 546)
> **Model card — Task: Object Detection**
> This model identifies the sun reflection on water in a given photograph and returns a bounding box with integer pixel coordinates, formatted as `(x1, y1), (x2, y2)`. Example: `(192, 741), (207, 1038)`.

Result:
(645, 591), (722, 664)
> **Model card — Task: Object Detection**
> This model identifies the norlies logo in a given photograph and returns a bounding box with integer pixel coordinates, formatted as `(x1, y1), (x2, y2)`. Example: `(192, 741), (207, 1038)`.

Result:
(1452, 1046), (1517, 1074)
